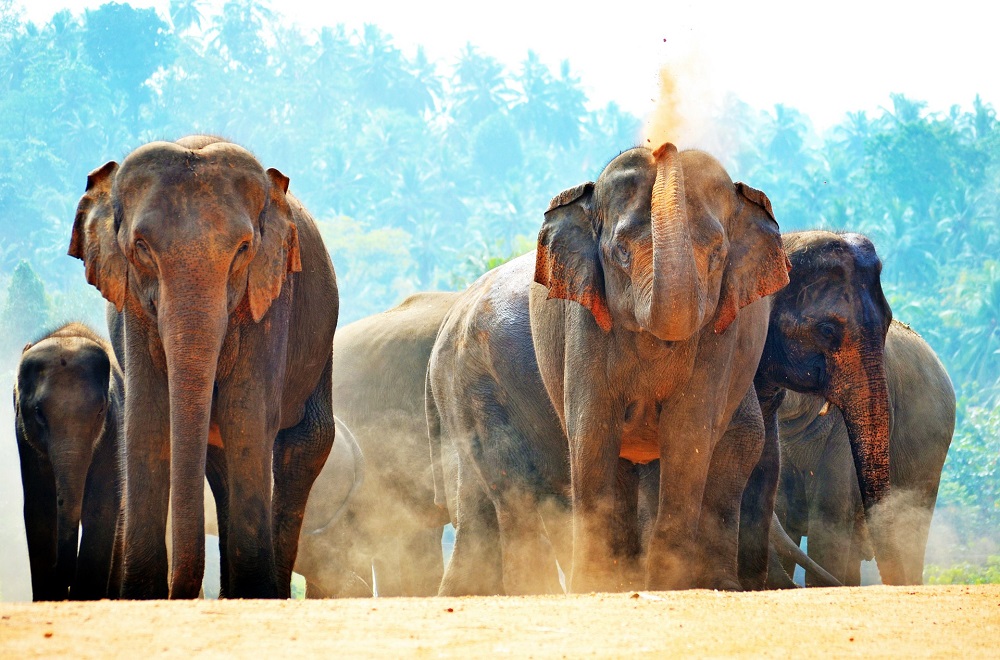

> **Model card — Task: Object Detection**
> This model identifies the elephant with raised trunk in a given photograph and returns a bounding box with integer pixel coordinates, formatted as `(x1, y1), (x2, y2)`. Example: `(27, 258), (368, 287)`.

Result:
(776, 318), (954, 586)
(69, 135), (339, 599)
(13, 323), (124, 600)
(428, 144), (792, 594)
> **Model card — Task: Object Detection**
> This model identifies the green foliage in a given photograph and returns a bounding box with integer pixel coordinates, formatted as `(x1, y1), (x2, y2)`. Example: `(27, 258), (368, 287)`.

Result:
(0, 261), (52, 356)
(924, 556), (1000, 584)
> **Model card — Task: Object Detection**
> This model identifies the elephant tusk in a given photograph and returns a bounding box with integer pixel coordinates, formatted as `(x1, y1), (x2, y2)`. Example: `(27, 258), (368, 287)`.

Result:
(818, 401), (830, 416)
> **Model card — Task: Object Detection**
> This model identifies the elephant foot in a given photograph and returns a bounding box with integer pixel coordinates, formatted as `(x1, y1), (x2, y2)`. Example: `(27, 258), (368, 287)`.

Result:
(698, 571), (743, 592)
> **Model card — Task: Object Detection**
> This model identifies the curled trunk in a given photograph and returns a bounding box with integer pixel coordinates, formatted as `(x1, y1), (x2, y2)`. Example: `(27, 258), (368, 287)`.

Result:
(636, 144), (704, 341)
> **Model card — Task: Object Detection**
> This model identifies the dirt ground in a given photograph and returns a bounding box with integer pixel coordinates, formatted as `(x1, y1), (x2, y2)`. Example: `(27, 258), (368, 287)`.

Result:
(1, 585), (997, 658)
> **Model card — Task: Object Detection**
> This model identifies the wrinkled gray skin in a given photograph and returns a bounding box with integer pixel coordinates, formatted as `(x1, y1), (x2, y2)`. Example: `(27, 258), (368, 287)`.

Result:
(429, 145), (792, 595)
(323, 292), (457, 597)
(13, 323), (124, 600)
(777, 321), (955, 585)
(74, 135), (339, 599)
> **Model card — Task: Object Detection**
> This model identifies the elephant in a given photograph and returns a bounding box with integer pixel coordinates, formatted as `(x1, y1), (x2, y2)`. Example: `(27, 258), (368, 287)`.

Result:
(749, 230), (908, 586)
(427, 143), (794, 595)
(69, 135), (339, 599)
(13, 322), (124, 600)
(328, 291), (458, 596)
(776, 318), (955, 586)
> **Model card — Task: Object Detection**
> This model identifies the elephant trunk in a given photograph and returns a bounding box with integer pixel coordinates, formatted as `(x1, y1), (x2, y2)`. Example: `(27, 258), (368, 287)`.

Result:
(636, 143), (704, 341)
(158, 276), (228, 599)
(52, 449), (88, 599)
(828, 336), (903, 584)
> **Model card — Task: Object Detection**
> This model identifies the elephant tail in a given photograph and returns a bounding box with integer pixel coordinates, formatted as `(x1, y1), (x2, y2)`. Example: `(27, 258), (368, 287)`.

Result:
(307, 417), (365, 537)
(769, 512), (842, 587)
(425, 365), (448, 518)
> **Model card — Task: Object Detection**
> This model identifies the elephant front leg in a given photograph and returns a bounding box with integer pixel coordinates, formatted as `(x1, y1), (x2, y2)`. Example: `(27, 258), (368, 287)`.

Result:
(567, 416), (624, 593)
(646, 406), (716, 591)
(735, 386), (782, 590)
(700, 386), (765, 591)
(806, 449), (857, 586)
(75, 433), (122, 599)
(205, 444), (230, 597)
(17, 434), (60, 601)
(271, 357), (336, 599)
(218, 389), (280, 599)
(120, 348), (171, 600)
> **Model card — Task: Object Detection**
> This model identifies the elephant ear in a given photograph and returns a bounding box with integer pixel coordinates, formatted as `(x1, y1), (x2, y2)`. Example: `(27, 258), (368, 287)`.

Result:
(247, 167), (303, 323)
(68, 161), (127, 312)
(534, 181), (611, 332)
(713, 182), (791, 334)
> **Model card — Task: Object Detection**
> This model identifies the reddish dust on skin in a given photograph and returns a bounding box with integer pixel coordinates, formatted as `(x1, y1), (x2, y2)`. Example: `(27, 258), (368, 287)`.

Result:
(208, 423), (223, 449)
(534, 244), (613, 333)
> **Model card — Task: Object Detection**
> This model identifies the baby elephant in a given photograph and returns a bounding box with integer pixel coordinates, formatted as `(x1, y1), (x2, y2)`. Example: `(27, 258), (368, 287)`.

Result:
(13, 323), (124, 600)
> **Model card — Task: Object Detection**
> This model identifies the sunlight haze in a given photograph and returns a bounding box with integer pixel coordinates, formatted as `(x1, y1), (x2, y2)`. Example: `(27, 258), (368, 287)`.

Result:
(19, 0), (997, 131)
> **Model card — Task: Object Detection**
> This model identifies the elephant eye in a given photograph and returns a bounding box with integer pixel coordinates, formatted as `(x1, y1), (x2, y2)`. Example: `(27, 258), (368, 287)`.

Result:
(135, 239), (150, 254)
(33, 404), (45, 426)
(816, 322), (838, 341)
(611, 244), (631, 269)
(237, 241), (250, 255)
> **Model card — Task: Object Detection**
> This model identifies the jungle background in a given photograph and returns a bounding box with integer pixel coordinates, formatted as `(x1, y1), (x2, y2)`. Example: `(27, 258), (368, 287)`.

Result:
(0, 0), (997, 598)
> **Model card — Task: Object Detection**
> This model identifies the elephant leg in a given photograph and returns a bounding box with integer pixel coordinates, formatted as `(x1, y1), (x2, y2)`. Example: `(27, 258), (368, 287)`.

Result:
(438, 456), (503, 596)
(765, 546), (798, 589)
(805, 452), (855, 586)
(701, 387), (764, 591)
(17, 435), (60, 601)
(776, 466), (806, 581)
(371, 541), (403, 597)
(120, 334), (171, 600)
(205, 444), (230, 598)
(733, 387), (776, 591)
(218, 384), (280, 599)
(610, 460), (643, 591)
(74, 434), (121, 600)
(893, 486), (937, 585)
(271, 357), (336, 599)
(400, 527), (445, 597)
(493, 486), (562, 595)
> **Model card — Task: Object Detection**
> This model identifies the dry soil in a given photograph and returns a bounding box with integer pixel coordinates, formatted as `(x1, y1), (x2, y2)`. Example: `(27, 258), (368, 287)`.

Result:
(1, 585), (998, 658)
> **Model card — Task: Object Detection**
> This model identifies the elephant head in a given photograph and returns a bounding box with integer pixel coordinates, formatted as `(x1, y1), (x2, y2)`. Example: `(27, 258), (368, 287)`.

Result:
(15, 332), (114, 598)
(68, 137), (301, 597)
(535, 143), (790, 341)
(760, 230), (901, 583)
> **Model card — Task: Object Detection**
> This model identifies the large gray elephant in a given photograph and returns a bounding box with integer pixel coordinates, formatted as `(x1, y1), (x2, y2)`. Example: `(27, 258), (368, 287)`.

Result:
(748, 230), (909, 586)
(636, 230), (910, 587)
(13, 322), (124, 600)
(428, 144), (794, 595)
(70, 136), (339, 599)
(776, 320), (955, 585)
(327, 292), (458, 596)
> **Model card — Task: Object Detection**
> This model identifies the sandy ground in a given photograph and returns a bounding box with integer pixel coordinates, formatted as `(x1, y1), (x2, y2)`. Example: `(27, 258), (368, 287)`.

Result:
(1, 585), (998, 658)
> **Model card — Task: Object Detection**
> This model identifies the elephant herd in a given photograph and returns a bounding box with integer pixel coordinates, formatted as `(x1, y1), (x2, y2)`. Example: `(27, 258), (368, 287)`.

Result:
(11, 136), (955, 601)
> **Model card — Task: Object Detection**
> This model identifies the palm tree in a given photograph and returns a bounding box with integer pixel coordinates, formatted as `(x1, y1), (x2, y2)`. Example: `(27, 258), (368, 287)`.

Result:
(449, 44), (514, 127)
(170, 0), (205, 34)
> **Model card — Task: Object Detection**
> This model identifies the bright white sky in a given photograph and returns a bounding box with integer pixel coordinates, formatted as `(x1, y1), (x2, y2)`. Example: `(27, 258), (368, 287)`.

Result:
(19, 0), (998, 132)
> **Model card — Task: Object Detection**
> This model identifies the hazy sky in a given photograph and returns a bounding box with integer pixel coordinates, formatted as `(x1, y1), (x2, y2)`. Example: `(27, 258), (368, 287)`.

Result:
(19, 0), (997, 131)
